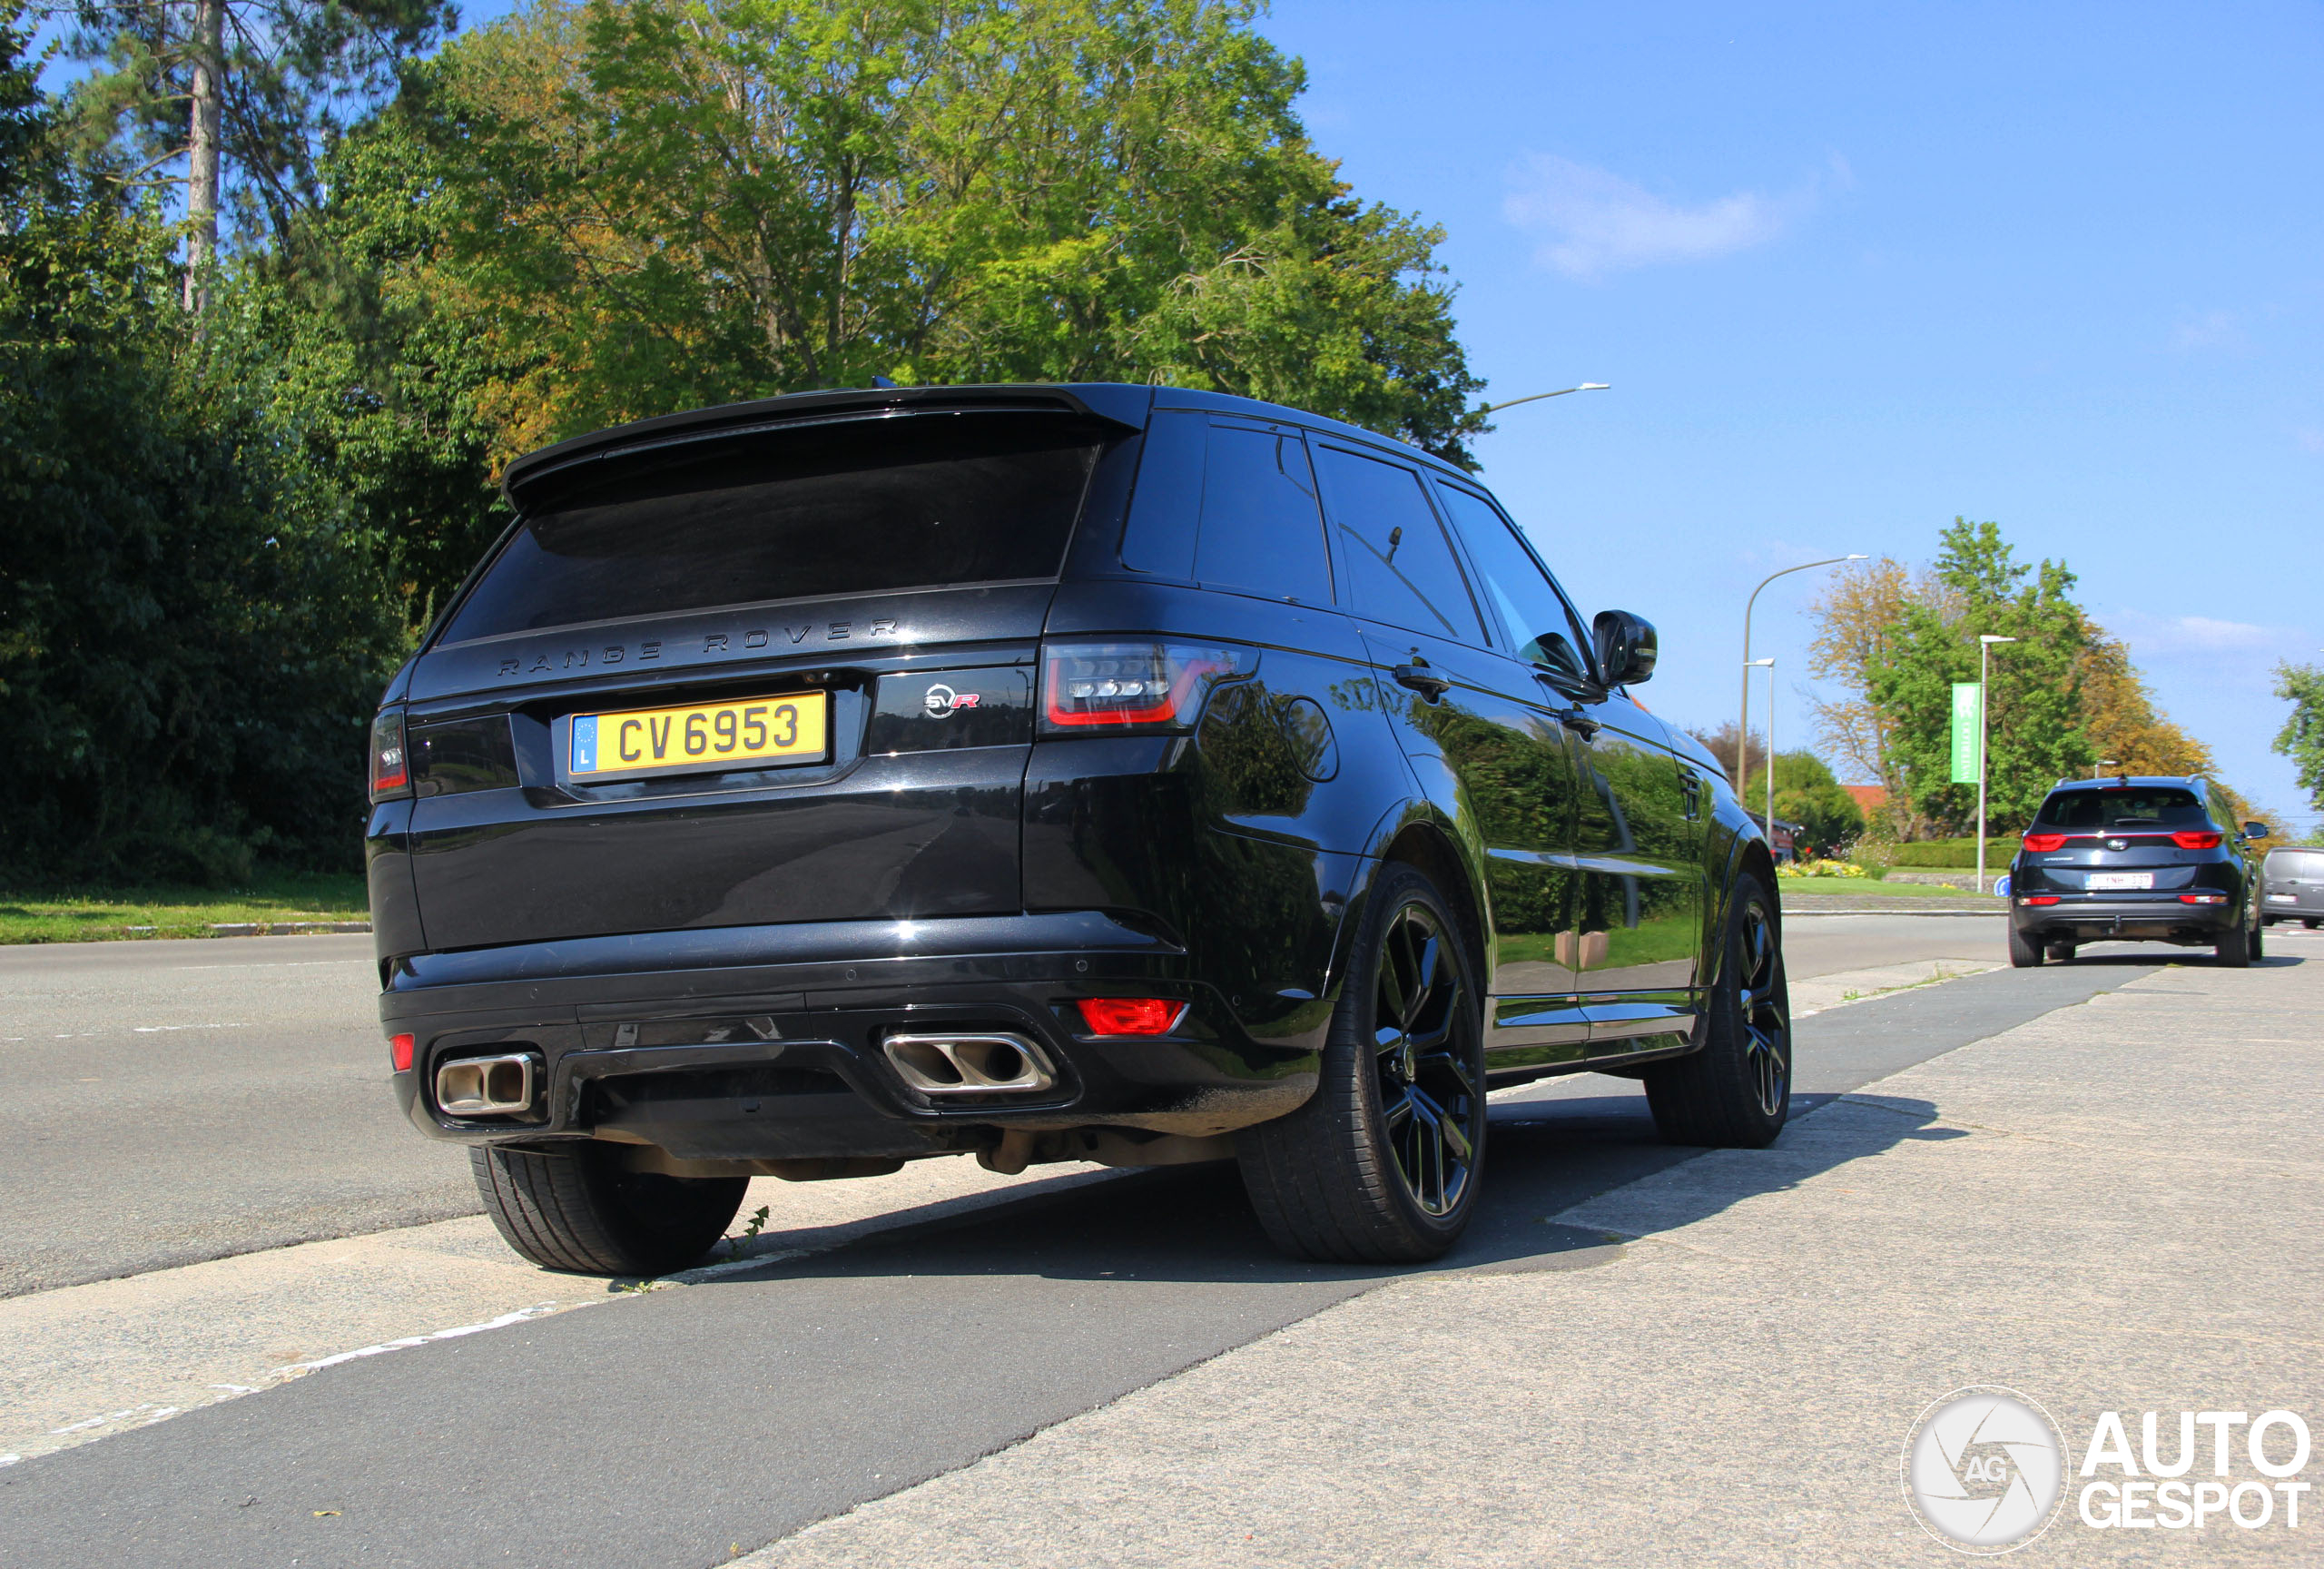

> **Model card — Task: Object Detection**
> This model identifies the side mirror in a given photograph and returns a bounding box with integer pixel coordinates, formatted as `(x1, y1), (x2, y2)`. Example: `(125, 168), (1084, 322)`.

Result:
(1592, 609), (1658, 686)
(2243, 821), (2270, 839)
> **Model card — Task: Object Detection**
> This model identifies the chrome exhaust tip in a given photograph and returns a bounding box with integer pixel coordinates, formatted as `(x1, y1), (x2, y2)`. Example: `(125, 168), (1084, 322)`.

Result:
(881, 1031), (1057, 1095)
(436, 1051), (541, 1116)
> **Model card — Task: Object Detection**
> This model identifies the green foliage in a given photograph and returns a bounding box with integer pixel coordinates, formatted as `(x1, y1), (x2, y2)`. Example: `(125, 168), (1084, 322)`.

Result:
(390, 0), (1482, 477)
(1864, 519), (2093, 835)
(1, 9), (400, 880)
(2274, 662), (2324, 818)
(1888, 838), (2025, 869)
(1738, 749), (1864, 852)
(63, 0), (454, 251)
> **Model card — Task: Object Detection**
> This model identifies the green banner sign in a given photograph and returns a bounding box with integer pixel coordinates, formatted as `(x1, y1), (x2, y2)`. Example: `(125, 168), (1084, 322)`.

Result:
(1950, 682), (1982, 784)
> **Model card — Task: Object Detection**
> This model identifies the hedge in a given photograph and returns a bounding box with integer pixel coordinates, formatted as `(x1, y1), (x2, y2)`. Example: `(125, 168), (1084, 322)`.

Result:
(1886, 837), (2025, 869)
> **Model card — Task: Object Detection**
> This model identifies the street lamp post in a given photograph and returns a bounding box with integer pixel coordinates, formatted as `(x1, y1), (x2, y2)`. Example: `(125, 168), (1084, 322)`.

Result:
(1976, 635), (2018, 894)
(1748, 658), (1777, 854)
(1738, 554), (1868, 792)
(2093, 759), (2119, 779)
(1475, 382), (1610, 418)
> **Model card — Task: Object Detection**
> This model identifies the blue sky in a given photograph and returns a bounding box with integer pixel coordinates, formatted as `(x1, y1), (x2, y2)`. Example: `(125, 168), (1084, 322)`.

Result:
(1253, 0), (2324, 827)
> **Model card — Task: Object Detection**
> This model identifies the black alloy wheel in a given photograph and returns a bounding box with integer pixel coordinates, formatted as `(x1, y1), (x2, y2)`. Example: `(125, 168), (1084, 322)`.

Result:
(1643, 873), (1791, 1149)
(1371, 898), (1482, 1218)
(1236, 863), (1487, 1263)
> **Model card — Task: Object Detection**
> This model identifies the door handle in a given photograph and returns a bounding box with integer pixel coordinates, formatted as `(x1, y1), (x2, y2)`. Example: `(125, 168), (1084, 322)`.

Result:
(1556, 705), (1600, 740)
(1392, 666), (1452, 703)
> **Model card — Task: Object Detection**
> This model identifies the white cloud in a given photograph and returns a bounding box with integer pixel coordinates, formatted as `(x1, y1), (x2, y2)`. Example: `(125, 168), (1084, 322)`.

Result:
(2106, 609), (2290, 657)
(2170, 311), (2248, 352)
(1503, 155), (1819, 281)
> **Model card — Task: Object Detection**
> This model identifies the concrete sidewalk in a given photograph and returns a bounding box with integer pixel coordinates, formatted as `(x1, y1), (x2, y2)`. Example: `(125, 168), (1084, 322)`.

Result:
(743, 940), (2324, 1566)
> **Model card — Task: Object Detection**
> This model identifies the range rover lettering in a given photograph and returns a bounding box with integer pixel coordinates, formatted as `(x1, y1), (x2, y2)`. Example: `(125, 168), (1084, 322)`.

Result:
(366, 383), (1787, 1273)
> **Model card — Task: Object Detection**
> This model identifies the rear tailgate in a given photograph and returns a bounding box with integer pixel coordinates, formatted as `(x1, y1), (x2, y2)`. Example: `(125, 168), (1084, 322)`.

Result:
(395, 404), (1137, 955)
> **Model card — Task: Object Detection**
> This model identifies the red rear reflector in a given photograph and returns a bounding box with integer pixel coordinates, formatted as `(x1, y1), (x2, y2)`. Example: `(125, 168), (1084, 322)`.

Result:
(2179, 893), (2227, 904)
(389, 1032), (416, 1072)
(2021, 895), (2062, 905)
(2022, 833), (2067, 853)
(2171, 830), (2223, 849)
(1075, 998), (1186, 1036)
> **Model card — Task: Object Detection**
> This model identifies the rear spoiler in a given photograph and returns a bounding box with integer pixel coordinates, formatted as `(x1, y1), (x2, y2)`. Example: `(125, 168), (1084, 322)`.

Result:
(501, 384), (1152, 516)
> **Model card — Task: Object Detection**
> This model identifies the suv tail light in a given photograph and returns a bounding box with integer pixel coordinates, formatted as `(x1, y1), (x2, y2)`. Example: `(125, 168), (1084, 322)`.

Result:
(1039, 642), (1253, 732)
(2171, 830), (2223, 850)
(2023, 833), (2068, 853)
(369, 709), (411, 801)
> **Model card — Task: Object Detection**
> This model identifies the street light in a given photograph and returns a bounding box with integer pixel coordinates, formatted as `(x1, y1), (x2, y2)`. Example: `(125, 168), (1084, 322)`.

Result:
(1738, 554), (1868, 791)
(1475, 382), (1610, 417)
(1976, 635), (2018, 894)
(2093, 759), (2119, 779)
(1748, 657), (1777, 854)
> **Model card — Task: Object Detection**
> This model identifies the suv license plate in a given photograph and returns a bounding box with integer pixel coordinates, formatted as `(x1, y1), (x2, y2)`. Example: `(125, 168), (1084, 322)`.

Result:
(2089, 872), (2153, 891)
(570, 693), (828, 779)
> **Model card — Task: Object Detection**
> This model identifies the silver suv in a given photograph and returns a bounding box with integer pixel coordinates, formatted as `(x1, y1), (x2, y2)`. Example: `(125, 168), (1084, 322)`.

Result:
(2261, 845), (2324, 929)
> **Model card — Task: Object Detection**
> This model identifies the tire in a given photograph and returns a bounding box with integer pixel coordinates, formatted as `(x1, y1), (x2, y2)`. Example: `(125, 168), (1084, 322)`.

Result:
(2008, 923), (2044, 968)
(1642, 873), (1790, 1149)
(2250, 921), (2264, 961)
(470, 1143), (747, 1277)
(1236, 863), (1487, 1264)
(2306, 919), (2320, 931)
(2214, 919), (2252, 968)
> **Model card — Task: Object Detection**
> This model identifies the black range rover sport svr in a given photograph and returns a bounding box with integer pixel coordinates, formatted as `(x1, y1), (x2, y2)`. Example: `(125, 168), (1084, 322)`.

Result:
(366, 382), (1787, 1272)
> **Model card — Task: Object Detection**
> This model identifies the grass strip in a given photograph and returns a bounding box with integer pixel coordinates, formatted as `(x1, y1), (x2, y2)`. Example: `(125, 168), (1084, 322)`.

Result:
(0, 873), (369, 944)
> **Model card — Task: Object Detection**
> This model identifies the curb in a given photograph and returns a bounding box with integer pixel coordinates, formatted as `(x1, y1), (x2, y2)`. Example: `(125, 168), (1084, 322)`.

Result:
(115, 922), (374, 938)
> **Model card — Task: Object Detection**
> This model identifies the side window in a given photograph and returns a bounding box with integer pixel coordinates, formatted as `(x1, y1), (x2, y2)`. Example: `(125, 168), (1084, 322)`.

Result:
(1433, 482), (1593, 686)
(1313, 446), (1484, 644)
(1193, 423), (1333, 605)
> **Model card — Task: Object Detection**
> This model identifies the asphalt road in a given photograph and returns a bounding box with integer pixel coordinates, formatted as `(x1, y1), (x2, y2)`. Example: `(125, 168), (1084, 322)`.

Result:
(0, 945), (2161, 1568)
(0, 916), (2017, 1298)
(0, 936), (472, 1297)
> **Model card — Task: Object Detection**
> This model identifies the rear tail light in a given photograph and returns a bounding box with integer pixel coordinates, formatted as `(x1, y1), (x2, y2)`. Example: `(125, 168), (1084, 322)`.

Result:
(389, 1032), (416, 1072)
(1074, 997), (1187, 1036)
(2171, 830), (2223, 850)
(2022, 833), (2068, 853)
(2020, 895), (2062, 905)
(2179, 893), (2227, 904)
(1039, 643), (1253, 731)
(369, 709), (411, 801)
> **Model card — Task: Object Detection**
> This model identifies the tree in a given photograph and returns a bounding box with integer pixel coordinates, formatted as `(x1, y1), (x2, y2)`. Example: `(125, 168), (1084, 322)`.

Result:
(1805, 555), (1918, 829)
(63, 0), (451, 308)
(1738, 750), (1865, 853)
(1685, 722), (1766, 792)
(2276, 662), (2324, 819)
(3, 5), (400, 878)
(2077, 630), (2217, 777)
(382, 0), (1482, 476)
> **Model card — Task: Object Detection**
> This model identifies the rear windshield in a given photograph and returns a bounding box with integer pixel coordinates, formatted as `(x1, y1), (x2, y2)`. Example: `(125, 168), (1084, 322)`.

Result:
(2036, 787), (2209, 829)
(2268, 848), (2324, 874)
(441, 415), (1108, 643)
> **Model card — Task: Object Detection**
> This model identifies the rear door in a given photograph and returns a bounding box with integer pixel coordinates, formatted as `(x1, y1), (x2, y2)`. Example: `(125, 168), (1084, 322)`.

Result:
(398, 409), (1134, 954)
(1432, 481), (1704, 1055)
(1310, 443), (1593, 1071)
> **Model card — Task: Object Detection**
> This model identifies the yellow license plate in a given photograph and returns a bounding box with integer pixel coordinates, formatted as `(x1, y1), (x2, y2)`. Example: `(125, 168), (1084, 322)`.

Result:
(569, 693), (828, 778)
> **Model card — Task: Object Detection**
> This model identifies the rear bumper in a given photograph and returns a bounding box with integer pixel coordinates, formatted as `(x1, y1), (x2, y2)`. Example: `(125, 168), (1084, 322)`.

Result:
(2261, 893), (2324, 921)
(380, 912), (1328, 1158)
(2010, 897), (2240, 944)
